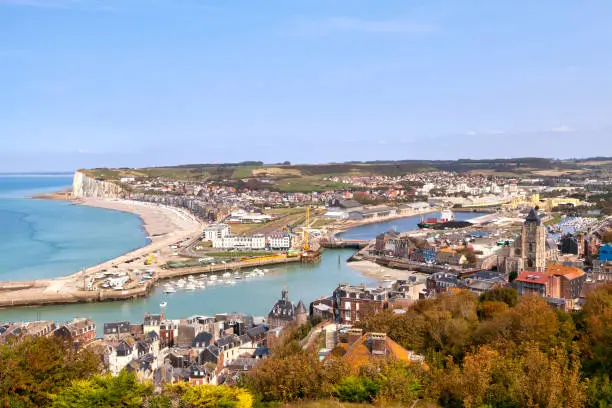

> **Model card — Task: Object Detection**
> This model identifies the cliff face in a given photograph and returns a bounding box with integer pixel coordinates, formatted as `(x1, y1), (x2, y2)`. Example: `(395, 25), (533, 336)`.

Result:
(72, 171), (123, 199)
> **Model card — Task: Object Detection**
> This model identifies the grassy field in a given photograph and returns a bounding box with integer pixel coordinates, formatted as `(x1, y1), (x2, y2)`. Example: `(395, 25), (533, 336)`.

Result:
(83, 158), (612, 192)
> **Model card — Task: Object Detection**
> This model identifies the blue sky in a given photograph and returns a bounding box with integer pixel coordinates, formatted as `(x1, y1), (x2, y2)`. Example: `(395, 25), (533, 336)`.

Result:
(1, 0), (611, 171)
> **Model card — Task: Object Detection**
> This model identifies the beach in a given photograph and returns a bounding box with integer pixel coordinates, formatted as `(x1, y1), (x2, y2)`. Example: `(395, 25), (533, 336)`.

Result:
(0, 198), (204, 307)
(79, 198), (203, 238)
(347, 259), (427, 281)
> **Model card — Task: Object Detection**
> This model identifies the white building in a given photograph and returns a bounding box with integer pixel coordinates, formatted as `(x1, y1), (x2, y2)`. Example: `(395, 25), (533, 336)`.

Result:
(212, 234), (266, 250)
(268, 233), (292, 250)
(202, 224), (230, 241)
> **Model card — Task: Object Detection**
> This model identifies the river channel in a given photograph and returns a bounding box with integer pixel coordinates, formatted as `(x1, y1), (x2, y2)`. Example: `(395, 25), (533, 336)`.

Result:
(0, 212), (477, 335)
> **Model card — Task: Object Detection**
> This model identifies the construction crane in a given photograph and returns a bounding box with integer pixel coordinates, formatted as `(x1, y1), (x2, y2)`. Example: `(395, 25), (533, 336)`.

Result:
(303, 206), (310, 251)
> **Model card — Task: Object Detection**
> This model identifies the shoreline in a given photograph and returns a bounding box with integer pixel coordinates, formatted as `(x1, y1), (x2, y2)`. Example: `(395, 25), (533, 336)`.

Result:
(325, 207), (442, 236)
(347, 259), (428, 282)
(0, 197), (207, 308)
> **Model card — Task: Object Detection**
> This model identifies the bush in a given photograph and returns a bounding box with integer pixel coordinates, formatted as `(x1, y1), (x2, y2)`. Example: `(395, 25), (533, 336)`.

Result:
(168, 382), (253, 408)
(333, 376), (379, 403)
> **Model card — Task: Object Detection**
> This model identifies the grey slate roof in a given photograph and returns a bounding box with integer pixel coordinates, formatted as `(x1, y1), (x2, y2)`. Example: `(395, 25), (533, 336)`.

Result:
(525, 208), (542, 225)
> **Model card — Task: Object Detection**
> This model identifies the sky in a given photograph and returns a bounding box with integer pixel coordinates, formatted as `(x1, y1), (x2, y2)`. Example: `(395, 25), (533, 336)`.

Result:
(1, 0), (611, 171)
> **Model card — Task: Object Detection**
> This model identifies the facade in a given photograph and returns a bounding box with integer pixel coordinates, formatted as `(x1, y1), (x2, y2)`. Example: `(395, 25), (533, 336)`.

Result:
(212, 234), (266, 250)
(426, 272), (465, 294)
(104, 321), (131, 341)
(545, 264), (586, 300)
(333, 284), (391, 324)
(267, 289), (308, 329)
(600, 243), (612, 262)
(268, 233), (292, 250)
(202, 224), (230, 241)
(514, 271), (550, 296)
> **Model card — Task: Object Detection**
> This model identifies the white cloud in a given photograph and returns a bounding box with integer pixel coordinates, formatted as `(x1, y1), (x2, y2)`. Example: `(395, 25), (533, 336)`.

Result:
(465, 130), (477, 136)
(293, 16), (438, 36)
(550, 125), (574, 133)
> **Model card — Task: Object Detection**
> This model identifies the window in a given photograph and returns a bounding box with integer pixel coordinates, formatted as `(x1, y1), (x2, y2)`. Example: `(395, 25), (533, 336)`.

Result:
(345, 301), (351, 309)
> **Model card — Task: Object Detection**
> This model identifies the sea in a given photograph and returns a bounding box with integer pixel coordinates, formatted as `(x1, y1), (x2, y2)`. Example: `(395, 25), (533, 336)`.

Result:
(0, 175), (148, 281)
(0, 176), (477, 335)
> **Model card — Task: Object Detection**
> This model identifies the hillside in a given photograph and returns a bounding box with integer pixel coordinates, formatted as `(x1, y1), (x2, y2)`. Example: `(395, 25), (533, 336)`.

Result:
(81, 157), (612, 192)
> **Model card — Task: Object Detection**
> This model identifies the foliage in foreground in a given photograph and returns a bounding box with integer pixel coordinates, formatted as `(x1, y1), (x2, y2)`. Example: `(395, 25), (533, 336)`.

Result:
(245, 286), (612, 407)
(2, 285), (612, 407)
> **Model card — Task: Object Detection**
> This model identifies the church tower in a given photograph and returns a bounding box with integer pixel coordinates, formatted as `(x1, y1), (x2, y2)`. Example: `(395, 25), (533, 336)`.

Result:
(521, 208), (547, 271)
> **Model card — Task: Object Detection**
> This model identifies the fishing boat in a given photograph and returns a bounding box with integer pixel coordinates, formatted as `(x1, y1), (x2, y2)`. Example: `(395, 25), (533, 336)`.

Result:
(222, 272), (231, 278)
(164, 287), (176, 293)
(185, 283), (197, 290)
(160, 301), (168, 308)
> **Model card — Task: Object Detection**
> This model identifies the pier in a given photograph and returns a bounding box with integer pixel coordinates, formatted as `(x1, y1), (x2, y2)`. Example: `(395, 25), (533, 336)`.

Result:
(319, 237), (368, 249)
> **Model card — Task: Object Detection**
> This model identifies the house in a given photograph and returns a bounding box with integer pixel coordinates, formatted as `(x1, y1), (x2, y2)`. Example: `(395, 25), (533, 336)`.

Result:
(435, 248), (467, 266)
(105, 340), (137, 375)
(426, 272), (465, 294)
(202, 224), (230, 241)
(514, 271), (550, 297)
(600, 243), (612, 262)
(310, 297), (335, 320)
(330, 329), (423, 370)
(268, 232), (292, 250)
(143, 313), (163, 335)
(23, 321), (57, 338)
(103, 321), (131, 341)
(188, 331), (212, 348)
(160, 320), (178, 348)
(267, 289), (308, 329)
(332, 284), (391, 324)
(545, 264), (586, 300)
(463, 271), (507, 294)
(55, 318), (96, 345)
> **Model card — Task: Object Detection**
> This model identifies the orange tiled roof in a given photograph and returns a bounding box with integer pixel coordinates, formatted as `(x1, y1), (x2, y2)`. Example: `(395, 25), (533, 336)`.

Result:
(340, 333), (412, 369)
(546, 264), (584, 278)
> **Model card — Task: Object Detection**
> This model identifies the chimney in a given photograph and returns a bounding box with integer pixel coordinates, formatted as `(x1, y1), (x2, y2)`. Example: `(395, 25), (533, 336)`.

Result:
(370, 333), (387, 356)
(347, 328), (363, 345)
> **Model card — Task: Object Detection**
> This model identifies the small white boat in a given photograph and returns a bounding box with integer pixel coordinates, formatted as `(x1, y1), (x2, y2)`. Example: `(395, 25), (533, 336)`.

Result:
(160, 301), (168, 308)
(185, 283), (197, 290)
(209, 274), (218, 280)
(228, 280), (236, 285)
(187, 275), (196, 281)
(263, 269), (269, 273)
(197, 281), (206, 289)
(164, 287), (176, 293)
(222, 272), (231, 278)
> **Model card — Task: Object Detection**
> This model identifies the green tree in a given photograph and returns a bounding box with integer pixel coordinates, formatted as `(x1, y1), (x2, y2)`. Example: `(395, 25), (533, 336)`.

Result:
(51, 371), (152, 408)
(0, 336), (100, 408)
(479, 286), (519, 307)
(333, 376), (379, 403)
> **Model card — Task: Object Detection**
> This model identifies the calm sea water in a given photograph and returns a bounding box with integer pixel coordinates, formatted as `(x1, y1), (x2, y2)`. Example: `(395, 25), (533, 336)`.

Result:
(336, 211), (477, 240)
(0, 178), (477, 335)
(0, 175), (148, 281)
